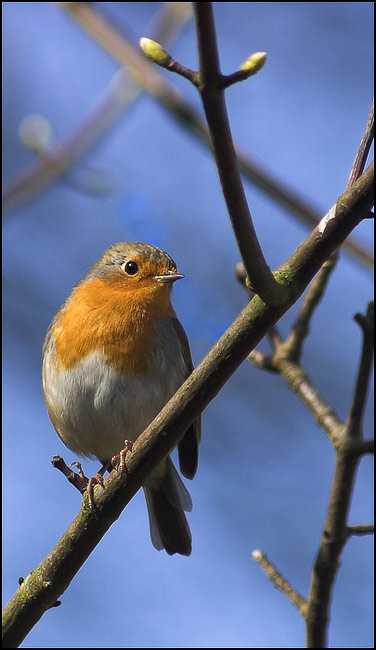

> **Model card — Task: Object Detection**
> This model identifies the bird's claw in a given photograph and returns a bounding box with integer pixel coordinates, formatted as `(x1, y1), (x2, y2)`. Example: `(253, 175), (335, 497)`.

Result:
(111, 440), (134, 475)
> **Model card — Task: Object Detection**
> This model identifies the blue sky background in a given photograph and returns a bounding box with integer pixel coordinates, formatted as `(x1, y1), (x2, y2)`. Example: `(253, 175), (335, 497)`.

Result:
(3, 2), (373, 648)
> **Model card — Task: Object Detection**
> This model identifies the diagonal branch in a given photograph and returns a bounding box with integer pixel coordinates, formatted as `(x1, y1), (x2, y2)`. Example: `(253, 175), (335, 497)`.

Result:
(2, 165), (373, 648)
(252, 550), (307, 616)
(273, 358), (345, 446)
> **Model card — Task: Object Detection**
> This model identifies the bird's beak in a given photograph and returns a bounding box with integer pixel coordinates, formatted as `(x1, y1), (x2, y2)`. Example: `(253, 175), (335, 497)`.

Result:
(154, 270), (185, 283)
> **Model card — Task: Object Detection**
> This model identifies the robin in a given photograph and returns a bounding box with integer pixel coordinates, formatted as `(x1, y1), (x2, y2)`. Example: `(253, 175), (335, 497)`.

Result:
(42, 242), (201, 556)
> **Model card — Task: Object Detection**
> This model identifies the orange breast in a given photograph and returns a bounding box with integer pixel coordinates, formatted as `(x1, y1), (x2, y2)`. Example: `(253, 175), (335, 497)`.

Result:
(52, 277), (175, 376)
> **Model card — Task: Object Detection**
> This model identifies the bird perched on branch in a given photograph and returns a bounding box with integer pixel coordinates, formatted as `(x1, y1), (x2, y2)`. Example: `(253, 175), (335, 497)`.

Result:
(43, 242), (200, 556)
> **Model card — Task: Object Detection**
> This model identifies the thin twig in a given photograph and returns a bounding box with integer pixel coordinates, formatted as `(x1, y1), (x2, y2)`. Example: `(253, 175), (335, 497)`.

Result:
(354, 439), (374, 455)
(274, 358), (345, 446)
(219, 51), (267, 88)
(252, 550), (308, 616)
(281, 253), (339, 361)
(51, 455), (88, 494)
(247, 350), (278, 372)
(346, 302), (374, 439)
(267, 326), (283, 348)
(346, 100), (374, 190)
(346, 524), (374, 537)
(249, 332), (371, 452)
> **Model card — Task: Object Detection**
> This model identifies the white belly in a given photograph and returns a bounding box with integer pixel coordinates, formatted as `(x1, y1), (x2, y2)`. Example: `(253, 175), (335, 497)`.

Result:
(43, 332), (187, 461)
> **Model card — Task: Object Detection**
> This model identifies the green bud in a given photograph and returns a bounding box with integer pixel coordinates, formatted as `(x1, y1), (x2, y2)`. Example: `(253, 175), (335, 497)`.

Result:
(139, 37), (171, 66)
(240, 52), (267, 76)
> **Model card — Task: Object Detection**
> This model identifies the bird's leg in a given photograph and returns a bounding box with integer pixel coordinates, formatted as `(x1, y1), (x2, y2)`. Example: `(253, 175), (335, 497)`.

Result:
(71, 460), (109, 515)
(111, 440), (134, 475)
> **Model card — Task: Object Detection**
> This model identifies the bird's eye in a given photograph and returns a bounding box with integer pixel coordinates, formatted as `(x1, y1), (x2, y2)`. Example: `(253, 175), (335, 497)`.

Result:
(121, 260), (139, 276)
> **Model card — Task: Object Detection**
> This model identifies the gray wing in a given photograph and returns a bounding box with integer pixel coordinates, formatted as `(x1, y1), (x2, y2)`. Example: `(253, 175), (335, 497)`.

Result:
(172, 318), (201, 480)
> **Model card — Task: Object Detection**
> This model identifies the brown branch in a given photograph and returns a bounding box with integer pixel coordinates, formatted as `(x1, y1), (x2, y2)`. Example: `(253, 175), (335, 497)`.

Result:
(347, 100), (374, 190)
(346, 524), (374, 537)
(346, 302), (374, 439)
(251, 352), (373, 649)
(305, 300), (374, 648)
(281, 253), (339, 362)
(306, 447), (359, 647)
(252, 550), (308, 616)
(247, 350), (278, 372)
(193, 2), (284, 306)
(51, 455), (88, 494)
(354, 439), (374, 455)
(219, 52), (267, 88)
(2, 165), (373, 648)
(139, 37), (200, 85)
(275, 357), (345, 445)
(267, 325), (284, 348)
